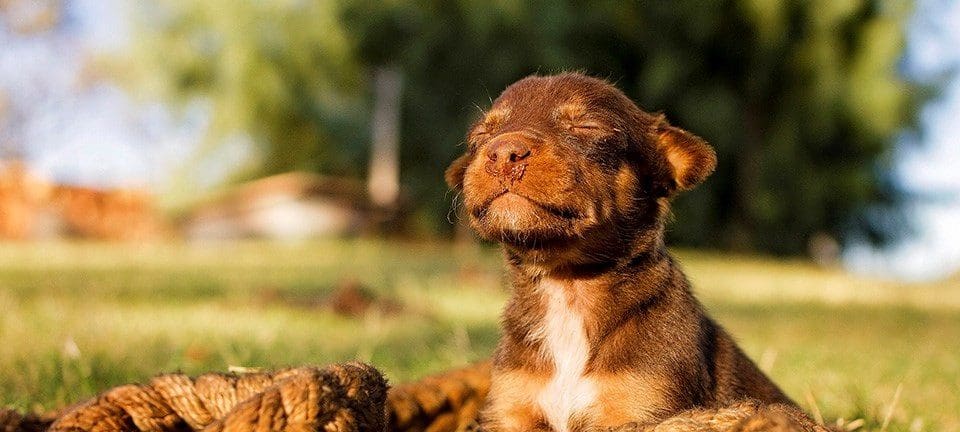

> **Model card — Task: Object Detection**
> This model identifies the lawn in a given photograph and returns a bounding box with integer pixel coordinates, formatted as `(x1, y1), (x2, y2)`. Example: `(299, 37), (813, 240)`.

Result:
(0, 240), (957, 431)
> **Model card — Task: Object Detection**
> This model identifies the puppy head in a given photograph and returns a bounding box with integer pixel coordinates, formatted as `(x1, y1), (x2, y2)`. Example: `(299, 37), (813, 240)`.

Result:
(447, 73), (715, 266)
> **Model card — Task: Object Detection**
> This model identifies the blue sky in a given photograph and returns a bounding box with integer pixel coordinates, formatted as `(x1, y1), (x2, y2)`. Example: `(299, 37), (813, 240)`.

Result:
(1, 0), (958, 280)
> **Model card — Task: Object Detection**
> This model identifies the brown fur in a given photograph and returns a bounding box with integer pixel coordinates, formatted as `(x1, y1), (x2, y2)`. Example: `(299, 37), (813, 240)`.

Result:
(446, 73), (817, 432)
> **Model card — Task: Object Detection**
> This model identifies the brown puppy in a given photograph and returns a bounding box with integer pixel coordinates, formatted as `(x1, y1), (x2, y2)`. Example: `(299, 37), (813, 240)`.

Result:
(446, 73), (816, 432)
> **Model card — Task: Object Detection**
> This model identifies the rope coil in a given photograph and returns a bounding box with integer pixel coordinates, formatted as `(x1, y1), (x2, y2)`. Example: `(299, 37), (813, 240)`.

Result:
(1, 361), (827, 432)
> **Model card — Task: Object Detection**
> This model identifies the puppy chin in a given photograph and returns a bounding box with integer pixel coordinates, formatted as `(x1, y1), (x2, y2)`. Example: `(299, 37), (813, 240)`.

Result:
(466, 193), (597, 251)
(470, 216), (571, 250)
(484, 194), (536, 231)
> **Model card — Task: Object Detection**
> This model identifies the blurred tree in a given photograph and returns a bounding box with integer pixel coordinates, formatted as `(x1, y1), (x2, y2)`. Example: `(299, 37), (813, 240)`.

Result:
(607, 0), (918, 254)
(117, 0), (366, 182)
(122, 0), (919, 254)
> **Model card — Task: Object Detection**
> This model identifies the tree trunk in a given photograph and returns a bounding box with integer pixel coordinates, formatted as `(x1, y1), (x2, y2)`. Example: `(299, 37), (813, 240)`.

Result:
(367, 67), (403, 209)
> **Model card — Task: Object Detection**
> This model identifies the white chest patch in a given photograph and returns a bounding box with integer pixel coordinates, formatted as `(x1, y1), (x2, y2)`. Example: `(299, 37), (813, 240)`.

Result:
(532, 279), (597, 432)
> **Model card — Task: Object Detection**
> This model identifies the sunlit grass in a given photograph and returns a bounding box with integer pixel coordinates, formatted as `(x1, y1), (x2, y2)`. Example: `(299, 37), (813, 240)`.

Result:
(0, 240), (957, 431)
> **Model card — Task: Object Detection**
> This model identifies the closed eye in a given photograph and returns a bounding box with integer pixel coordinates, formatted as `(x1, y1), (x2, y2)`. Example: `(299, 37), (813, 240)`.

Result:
(469, 122), (490, 138)
(568, 121), (605, 132)
(467, 125), (491, 149)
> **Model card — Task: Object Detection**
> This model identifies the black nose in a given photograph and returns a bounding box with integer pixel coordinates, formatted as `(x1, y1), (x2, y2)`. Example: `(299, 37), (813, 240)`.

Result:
(486, 139), (531, 164)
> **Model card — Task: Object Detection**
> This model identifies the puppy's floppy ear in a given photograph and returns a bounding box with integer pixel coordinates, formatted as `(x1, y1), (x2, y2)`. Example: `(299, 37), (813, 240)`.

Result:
(655, 123), (717, 192)
(445, 153), (472, 190)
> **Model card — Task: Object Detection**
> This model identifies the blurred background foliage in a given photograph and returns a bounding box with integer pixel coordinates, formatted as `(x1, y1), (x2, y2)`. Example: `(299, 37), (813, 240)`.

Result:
(115, 0), (919, 255)
(118, 0), (366, 180)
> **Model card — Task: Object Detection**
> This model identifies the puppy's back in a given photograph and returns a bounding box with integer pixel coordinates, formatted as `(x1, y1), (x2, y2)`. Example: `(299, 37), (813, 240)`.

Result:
(703, 319), (793, 406)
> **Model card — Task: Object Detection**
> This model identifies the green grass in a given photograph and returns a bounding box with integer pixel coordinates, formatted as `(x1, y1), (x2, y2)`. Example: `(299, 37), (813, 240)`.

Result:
(0, 240), (957, 431)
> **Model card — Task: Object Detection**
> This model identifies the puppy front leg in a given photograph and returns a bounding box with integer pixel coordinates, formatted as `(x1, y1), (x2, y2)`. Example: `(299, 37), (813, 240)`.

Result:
(480, 401), (552, 432)
(482, 369), (554, 432)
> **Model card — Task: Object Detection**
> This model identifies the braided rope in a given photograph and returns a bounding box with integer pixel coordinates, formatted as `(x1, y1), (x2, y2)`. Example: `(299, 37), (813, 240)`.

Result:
(0, 361), (828, 432)
(3, 362), (388, 432)
(386, 361), (491, 432)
